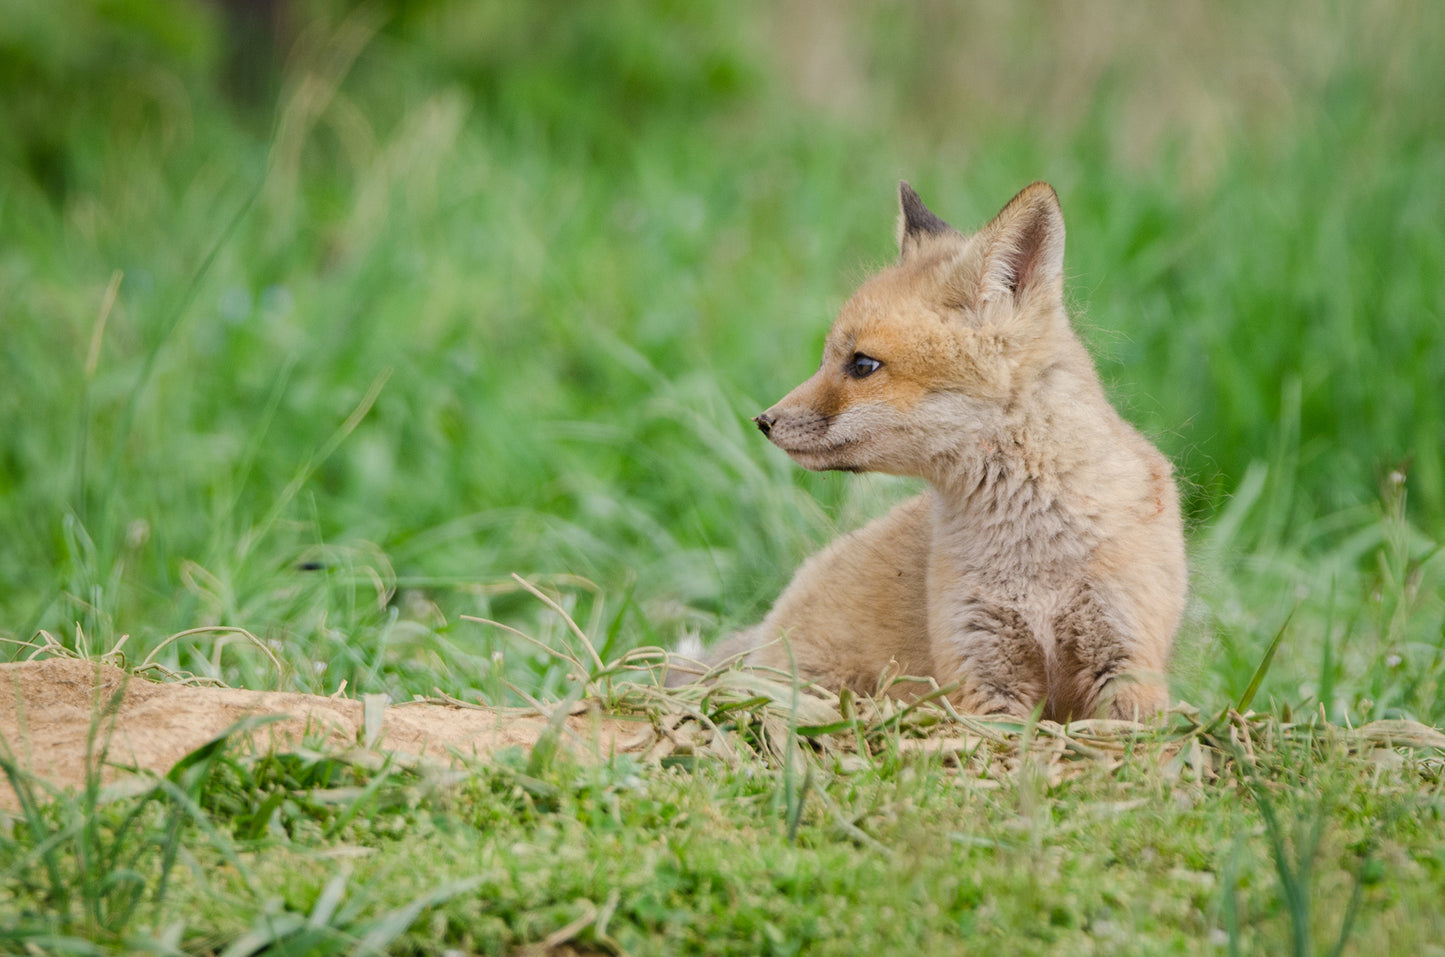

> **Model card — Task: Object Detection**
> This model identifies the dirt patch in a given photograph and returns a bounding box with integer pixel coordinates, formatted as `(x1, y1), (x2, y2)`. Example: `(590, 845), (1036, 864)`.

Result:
(0, 658), (641, 808)
(9, 658), (1444, 814)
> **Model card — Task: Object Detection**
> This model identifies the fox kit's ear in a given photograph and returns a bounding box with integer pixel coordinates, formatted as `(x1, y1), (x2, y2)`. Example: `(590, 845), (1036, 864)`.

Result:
(897, 182), (959, 261)
(977, 182), (1065, 305)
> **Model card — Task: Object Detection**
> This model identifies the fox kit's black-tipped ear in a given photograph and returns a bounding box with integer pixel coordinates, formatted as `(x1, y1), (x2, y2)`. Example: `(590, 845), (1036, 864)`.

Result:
(977, 182), (1066, 304)
(897, 182), (957, 260)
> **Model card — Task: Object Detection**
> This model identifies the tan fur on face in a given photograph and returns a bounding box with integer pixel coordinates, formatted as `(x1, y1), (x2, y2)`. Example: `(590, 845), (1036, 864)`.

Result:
(684, 183), (1187, 722)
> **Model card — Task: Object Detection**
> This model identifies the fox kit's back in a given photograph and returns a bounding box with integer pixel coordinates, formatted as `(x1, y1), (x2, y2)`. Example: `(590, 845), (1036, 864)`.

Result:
(682, 183), (1186, 721)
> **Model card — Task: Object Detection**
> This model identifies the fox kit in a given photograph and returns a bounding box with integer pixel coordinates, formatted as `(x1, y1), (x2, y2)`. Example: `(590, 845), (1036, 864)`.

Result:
(688, 182), (1186, 721)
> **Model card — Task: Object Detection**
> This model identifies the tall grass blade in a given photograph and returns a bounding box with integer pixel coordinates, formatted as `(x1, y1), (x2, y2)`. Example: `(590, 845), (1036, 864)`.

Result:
(1236, 605), (1297, 712)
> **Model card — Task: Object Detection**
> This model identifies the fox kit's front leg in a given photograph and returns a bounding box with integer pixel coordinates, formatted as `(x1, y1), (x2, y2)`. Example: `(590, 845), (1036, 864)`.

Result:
(1050, 584), (1171, 720)
(928, 592), (1049, 719)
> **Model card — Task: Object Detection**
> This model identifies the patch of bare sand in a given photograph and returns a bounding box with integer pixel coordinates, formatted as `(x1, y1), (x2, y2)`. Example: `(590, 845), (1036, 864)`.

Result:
(0, 658), (641, 808)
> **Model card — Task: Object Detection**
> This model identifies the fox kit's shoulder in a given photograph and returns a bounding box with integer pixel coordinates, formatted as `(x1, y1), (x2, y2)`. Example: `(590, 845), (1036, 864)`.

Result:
(697, 183), (1186, 721)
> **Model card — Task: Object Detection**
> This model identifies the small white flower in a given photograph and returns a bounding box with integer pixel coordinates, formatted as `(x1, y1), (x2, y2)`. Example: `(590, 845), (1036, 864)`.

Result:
(125, 519), (151, 548)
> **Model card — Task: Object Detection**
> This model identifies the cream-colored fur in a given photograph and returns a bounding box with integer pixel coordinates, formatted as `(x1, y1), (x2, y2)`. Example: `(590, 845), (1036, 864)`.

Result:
(684, 183), (1186, 721)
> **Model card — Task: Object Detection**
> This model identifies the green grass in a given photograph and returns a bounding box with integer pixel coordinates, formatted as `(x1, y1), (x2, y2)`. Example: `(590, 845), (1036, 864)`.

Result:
(4, 696), (1443, 954)
(2, 0), (1444, 952)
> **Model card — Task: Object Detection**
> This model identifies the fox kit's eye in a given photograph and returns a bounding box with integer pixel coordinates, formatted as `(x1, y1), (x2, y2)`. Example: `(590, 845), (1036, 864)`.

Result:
(846, 353), (882, 379)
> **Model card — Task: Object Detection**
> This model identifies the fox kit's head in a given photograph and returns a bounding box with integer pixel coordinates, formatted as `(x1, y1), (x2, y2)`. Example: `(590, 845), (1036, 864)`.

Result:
(755, 182), (1077, 480)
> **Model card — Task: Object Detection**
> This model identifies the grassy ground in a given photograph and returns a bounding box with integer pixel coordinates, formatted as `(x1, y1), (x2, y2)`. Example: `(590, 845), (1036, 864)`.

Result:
(5, 696), (1444, 955)
(2, 1), (1444, 952)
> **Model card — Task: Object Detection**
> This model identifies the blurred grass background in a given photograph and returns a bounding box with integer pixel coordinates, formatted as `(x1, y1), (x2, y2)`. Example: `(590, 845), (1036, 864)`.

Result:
(1, 0), (1441, 720)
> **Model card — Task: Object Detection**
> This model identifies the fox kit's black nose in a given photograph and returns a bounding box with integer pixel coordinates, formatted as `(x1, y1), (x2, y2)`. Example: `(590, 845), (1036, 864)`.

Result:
(754, 412), (774, 437)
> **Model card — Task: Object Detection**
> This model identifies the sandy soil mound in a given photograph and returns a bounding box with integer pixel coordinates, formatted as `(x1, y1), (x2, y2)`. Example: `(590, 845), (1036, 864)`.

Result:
(1, 658), (639, 808)
(10, 657), (1444, 815)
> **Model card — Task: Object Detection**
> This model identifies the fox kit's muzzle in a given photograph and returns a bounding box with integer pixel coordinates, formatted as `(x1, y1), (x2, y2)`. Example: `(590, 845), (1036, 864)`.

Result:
(754, 413), (774, 436)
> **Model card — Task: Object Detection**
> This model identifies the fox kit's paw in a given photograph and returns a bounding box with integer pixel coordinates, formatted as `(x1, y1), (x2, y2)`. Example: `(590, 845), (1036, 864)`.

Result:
(957, 682), (1046, 720)
(1100, 679), (1169, 722)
